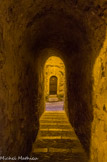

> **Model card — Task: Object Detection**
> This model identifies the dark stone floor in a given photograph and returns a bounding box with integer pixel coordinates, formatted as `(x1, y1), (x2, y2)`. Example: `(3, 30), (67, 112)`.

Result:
(31, 104), (89, 162)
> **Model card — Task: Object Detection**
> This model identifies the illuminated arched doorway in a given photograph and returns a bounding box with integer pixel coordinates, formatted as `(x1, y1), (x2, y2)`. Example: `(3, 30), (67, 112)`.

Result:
(44, 55), (66, 111)
(49, 76), (57, 95)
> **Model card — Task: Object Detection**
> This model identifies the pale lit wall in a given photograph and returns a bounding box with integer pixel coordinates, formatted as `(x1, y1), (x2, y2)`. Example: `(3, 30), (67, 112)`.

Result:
(90, 29), (107, 162)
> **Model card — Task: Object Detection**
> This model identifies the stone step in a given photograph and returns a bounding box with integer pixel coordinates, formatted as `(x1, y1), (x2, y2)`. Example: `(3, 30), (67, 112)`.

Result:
(42, 114), (66, 117)
(48, 98), (59, 102)
(43, 115), (66, 117)
(40, 125), (71, 129)
(40, 118), (68, 122)
(41, 118), (67, 120)
(33, 148), (72, 153)
(38, 136), (78, 140)
(33, 139), (84, 149)
(33, 147), (85, 153)
(40, 128), (74, 131)
(40, 123), (70, 126)
(44, 111), (65, 114)
(39, 130), (76, 137)
(40, 120), (69, 124)
(42, 111), (66, 115)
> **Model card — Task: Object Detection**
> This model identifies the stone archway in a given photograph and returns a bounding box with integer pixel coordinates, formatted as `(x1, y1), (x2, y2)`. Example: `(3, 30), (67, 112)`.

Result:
(44, 55), (66, 104)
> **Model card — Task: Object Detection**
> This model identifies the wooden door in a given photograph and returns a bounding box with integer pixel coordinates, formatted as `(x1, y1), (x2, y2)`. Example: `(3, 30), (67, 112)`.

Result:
(49, 76), (57, 95)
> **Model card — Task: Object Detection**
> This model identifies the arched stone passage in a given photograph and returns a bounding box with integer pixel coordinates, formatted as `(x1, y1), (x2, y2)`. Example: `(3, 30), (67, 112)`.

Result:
(44, 55), (66, 102)
(0, 1), (106, 161)
(36, 50), (67, 115)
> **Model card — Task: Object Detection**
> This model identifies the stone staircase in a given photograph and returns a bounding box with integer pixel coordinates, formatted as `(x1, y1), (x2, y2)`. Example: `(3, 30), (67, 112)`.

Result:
(48, 95), (59, 102)
(31, 111), (88, 162)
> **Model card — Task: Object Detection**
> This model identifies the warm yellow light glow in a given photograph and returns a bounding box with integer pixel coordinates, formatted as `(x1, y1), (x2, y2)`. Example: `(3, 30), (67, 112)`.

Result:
(44, 56), (65, 102)
(91, 30), (107, 162)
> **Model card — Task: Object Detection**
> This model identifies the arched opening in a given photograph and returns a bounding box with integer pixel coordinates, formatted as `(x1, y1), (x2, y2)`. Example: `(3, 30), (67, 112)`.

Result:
(49, 76), (57, 95)
(44, 55), (66, 111)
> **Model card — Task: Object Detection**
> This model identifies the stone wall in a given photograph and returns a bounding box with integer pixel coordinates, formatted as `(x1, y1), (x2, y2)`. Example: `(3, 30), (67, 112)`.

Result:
(0, 34), (39, 157)
(90, 30), (107, 162)
(0, 2), (39, 156)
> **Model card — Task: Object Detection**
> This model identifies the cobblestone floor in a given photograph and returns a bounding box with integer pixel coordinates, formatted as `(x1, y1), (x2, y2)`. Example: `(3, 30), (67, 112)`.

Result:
(31, 107), (89, 162)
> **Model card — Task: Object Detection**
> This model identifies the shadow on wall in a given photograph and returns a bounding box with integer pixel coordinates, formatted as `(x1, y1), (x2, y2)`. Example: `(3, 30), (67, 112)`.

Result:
(67, 27), (106, 158)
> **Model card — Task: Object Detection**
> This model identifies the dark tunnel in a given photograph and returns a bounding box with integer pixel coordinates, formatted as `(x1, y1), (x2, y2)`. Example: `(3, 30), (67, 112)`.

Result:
(0, 1), (107, 161)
